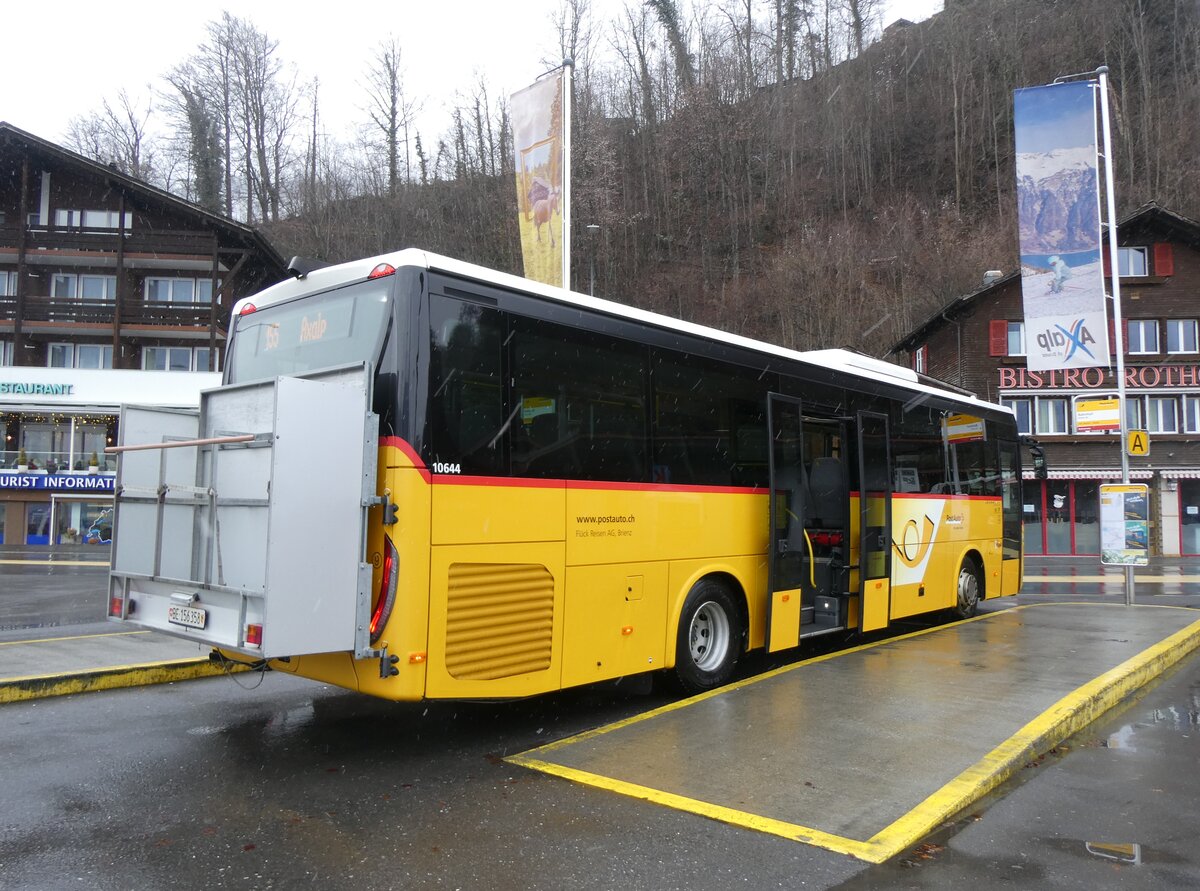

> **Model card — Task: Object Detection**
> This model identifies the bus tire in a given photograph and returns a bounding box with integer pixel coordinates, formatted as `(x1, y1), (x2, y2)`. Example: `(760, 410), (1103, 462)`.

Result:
(675, 579), (742, 693)
(954, 559), (982, 619)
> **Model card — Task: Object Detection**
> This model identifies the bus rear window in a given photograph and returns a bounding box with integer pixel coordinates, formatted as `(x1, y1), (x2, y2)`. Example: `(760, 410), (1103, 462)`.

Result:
(226, 280), (391, 383)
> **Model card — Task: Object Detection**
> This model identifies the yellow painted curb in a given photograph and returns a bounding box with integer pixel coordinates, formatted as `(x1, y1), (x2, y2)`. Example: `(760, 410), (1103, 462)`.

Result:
(509, 605), (1200, 863)
(0, 658), (249, 704)
(864, 610), (1200, 862)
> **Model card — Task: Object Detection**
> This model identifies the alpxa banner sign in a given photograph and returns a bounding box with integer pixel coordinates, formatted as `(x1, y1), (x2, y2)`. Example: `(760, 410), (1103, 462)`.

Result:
(1013, 81), (1110, 371)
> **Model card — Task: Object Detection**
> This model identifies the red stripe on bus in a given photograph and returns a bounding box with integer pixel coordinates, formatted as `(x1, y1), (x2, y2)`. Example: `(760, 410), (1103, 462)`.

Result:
(379, 435), (425, 468)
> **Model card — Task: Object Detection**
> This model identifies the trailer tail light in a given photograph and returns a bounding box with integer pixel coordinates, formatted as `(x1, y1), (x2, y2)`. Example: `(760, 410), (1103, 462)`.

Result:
(368, 263), (396, 279)
(245, 623), (263, 647)
(370, 537), (399, 644)
(109, 595), (124, 618)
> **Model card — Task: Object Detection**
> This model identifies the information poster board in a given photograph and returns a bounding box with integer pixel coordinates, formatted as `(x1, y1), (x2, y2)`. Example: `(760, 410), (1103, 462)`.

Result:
(1099, 483), (1149, 566)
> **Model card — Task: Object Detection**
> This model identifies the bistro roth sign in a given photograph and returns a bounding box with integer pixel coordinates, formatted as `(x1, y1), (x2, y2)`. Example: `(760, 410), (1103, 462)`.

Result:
(1000, 365), (1200, 390)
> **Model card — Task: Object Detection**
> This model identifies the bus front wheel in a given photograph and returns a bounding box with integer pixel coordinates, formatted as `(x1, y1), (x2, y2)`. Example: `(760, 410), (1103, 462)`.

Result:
(954, 560), (981, 619)
(675, 579), (742, 693)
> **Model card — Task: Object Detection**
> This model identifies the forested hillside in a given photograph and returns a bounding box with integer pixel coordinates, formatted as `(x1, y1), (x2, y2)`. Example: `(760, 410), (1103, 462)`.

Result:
(68, 0), (1199, 355)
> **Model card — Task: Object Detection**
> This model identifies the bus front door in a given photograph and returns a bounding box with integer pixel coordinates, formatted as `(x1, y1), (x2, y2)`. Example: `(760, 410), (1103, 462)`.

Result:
(766, 396), (849, 652)
(857, 411), (892, 632)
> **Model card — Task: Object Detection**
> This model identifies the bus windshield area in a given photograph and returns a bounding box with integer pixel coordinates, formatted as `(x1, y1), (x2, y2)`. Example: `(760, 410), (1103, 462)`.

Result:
(226, 280), (392, 384)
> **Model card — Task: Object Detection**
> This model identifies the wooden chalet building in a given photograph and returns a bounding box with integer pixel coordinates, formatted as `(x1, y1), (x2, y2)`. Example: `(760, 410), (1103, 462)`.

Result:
(890, 203), (1200, 557)
(0, 122), (287, 545)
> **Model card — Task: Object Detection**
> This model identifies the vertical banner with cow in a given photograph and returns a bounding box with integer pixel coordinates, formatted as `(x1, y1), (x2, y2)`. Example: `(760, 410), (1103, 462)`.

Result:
(512, 66), (570, 288)
(1013, 81), (1110, 371)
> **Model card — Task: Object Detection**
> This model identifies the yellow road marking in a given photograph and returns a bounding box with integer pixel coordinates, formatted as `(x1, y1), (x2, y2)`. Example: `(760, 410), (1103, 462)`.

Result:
(0, 559), (109, 566)
(509, 604), (1200, 863)
(0, 630), (149, 647)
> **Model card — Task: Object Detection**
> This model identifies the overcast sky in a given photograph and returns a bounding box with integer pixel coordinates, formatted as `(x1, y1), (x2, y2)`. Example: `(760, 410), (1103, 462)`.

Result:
(5, 1), (942, 149)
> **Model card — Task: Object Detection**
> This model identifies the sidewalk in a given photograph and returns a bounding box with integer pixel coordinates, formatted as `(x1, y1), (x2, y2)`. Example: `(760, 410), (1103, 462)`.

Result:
(0, 627), (236, 704)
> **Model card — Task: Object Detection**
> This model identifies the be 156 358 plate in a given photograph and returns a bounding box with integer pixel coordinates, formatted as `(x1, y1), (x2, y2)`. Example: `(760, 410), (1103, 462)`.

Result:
(167, 604), (207, 629)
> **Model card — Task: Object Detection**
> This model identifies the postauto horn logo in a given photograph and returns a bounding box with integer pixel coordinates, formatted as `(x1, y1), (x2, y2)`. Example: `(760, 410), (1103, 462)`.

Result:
(1037, 319), (1097, 362)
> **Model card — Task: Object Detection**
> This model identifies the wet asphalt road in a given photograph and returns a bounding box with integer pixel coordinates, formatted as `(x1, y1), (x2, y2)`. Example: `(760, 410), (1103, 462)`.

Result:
(1, 554), (1198, 889)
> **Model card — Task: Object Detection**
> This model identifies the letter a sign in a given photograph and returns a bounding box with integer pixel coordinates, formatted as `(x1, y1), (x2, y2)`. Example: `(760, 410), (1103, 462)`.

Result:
(1127, 430), (1150, 457)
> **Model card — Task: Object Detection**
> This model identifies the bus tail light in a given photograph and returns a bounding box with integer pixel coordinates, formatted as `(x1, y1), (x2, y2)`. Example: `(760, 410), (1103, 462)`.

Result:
(245, 623), (263, 647)
(368, 263), (396, 279)
(109, 595), (124, 618)
(371, 537), (399, 644)
(238, 303), (257, 315)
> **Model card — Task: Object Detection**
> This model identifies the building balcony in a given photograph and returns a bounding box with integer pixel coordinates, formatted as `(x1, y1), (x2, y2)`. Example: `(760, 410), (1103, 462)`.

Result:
(0, 222), (221, 272)
(0, 295), (226, 333)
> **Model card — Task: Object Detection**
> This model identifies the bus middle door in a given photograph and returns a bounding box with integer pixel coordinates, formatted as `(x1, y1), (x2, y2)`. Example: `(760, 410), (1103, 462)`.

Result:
(766, 396), (847, 652)
(857, 411), (892, 632)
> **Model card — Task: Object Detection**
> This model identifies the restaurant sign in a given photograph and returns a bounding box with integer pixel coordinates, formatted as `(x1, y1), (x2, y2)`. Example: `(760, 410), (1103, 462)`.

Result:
(999, 365), (1200, 391)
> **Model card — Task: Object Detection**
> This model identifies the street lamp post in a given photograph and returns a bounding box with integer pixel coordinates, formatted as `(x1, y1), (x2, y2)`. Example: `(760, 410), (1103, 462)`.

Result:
(586, 223), (600, 295)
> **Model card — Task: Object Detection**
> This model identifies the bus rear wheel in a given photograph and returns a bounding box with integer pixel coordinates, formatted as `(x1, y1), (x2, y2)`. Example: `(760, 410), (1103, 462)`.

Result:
(954, 560), (981, 619)
(675, 579), (742, 693)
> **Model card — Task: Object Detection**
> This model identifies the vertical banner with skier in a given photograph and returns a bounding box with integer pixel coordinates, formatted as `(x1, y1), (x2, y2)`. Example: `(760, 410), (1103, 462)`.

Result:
(1013, 81), (1110, 371)
(512, 65), (570, 288)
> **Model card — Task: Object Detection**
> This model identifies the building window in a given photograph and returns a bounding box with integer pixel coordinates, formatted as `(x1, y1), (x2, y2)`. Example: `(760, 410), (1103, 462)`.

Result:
(912, 345), (928, 374)
(1, 270), (16, 296)
(145, 277), (215, 303)
(48, 343), (112, 369)
(1127, 320), (1159, 355)
(142, 346), (214, 372)
(1036, 397), (1068, 435)
(1007, 322), (1026, 356)
(80, 275), (117, 302)
(1125, 396), (1143, 432)
(75, 345), (113, 369)
(1147, 396), (1178, 434)
(1183, 396), (1200, 435)
(51, 273), (77, 298)
(1166, 319), (1198, 354)
(54, 209), (132, 230)
(1002, 397), (1032, 435)
(0, 339), (12, 366)
(1118, 246), (1148, 277)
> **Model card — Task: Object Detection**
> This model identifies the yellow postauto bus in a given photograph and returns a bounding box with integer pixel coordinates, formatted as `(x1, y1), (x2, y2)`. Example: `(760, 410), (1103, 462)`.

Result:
(107, 250), (1023, 700)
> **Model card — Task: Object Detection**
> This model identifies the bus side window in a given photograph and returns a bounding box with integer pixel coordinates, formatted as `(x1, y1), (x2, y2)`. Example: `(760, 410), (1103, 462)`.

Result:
(428, 295), (505, 475)
(510, 317), (648, 482)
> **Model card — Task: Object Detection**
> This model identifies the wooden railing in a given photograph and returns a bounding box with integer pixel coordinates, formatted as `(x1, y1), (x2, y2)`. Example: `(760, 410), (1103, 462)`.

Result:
(0, 296), (224, 330)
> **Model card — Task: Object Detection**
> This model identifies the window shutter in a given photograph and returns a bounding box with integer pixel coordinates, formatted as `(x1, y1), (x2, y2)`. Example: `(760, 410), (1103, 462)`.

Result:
(989, 320), (1008, 357)
(1153, 243), (1174, 276)
(1102, 249), (1112, 277)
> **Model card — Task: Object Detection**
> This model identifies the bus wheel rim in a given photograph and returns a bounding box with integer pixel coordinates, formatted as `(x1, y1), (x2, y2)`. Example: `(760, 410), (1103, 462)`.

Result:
(689, 600), (731, 671)
(958, 567), (980, 612)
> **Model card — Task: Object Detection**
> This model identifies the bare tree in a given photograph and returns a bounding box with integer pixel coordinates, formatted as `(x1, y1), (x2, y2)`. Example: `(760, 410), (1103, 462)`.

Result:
(361, 38), (420, 197)
(65, 90), (159, 183)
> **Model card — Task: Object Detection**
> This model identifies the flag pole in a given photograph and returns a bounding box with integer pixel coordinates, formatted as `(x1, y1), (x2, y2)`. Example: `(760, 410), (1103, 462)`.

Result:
(561, 58), (573, 292)
(1096, 65), (1135, 606)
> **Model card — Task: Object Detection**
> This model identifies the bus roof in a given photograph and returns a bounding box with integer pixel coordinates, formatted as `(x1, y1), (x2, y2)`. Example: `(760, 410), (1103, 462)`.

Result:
(236, 248), (1011, 418)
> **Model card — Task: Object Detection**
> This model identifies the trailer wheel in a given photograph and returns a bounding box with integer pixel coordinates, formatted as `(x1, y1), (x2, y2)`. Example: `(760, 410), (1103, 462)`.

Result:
(954, 559), (981, 619)
(675, 579), (741, 693)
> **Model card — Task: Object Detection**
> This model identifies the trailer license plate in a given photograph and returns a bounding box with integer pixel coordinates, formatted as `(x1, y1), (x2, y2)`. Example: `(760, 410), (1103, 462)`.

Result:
(167, 605), (207, 629)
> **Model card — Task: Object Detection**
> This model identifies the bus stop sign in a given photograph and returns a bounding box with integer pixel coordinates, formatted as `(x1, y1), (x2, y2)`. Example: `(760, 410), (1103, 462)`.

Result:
(1127, 430), (1150, 457)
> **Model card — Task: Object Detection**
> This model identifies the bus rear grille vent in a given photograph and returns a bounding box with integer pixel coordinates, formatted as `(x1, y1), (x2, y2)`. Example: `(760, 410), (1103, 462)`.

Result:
(445, 563), (554, 680)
